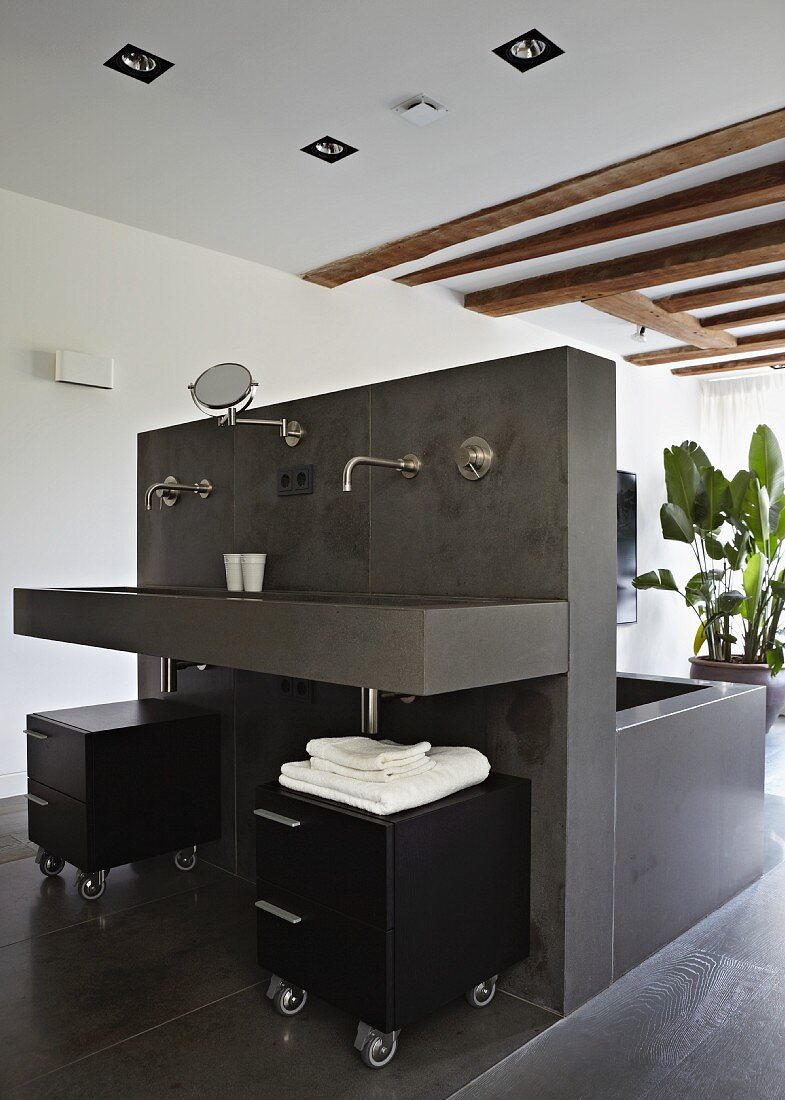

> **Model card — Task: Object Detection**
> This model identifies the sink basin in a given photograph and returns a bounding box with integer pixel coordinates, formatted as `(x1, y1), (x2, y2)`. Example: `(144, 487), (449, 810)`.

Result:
(14, 586), (568, 695)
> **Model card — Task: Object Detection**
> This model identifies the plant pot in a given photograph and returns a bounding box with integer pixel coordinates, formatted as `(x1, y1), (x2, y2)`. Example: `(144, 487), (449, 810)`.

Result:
(689, 656), (785, 735)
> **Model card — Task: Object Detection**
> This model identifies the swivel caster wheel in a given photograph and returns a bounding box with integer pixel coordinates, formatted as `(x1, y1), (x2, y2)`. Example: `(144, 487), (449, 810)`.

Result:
(465, 975), (497, 1008)
(355, 1021), (400, 1069)
(38, 852), (65, 878)
(266, 975), (307, 1017)
(174, 847), (198, 872)
(76, 871), (107, 901)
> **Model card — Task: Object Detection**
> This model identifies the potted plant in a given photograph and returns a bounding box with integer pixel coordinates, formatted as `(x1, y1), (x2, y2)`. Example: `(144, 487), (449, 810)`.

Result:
(634, 424), (785, 733)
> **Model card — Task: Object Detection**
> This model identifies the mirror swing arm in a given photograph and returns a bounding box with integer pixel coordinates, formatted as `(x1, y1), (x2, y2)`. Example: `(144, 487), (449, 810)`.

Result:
(188, 364), (305, 448)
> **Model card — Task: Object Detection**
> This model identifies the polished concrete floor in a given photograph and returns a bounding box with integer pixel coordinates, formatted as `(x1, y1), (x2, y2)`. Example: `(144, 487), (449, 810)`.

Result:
(0, 798), (553, 1097)
(2, 721), (783, 1098)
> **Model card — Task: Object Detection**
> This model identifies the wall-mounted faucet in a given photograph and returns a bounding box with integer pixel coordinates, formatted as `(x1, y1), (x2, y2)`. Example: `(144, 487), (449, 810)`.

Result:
(144, 475), (214, 511)
(342, 454), (421, 492)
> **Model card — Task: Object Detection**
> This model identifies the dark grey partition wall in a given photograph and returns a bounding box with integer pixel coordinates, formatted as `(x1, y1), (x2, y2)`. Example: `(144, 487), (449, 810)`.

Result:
(137, 347), (617, 1014)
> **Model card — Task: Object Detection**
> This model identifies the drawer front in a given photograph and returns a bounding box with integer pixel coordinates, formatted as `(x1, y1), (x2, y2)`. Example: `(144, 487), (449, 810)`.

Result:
(26, 780), (91, 869)
(255, 785), (392, 929)
(256, 878), (394, 1032)
(25, 715), (88, 802)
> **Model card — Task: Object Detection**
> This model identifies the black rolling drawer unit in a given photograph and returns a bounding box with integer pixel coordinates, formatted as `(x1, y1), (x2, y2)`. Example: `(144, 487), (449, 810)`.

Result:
(254, 772), (530, 1069)
(26, 699), (220, 900)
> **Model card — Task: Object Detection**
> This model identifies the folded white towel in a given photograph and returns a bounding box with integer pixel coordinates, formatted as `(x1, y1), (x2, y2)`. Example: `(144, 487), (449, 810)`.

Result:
(306, 736), (431, 772)
(310, 755), (436, 784)
(279, 746), (490, 816)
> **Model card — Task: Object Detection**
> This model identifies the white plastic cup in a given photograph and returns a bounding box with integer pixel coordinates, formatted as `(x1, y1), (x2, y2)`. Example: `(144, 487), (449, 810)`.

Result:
(241, 553), (267, 592)
(223, 553), (244, 592)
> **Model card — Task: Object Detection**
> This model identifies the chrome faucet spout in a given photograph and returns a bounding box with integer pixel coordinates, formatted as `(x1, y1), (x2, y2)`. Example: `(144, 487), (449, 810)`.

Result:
(342, 454), (421, 492)
(144, 476), (214, 510)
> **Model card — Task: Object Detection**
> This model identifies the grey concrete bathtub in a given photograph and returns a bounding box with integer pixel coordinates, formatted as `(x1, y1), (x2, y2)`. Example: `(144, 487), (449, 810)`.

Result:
(613, 673), (766, 978)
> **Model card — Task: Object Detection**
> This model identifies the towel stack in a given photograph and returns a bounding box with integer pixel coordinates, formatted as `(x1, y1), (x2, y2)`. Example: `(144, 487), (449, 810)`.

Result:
(279, 736), (491, 816)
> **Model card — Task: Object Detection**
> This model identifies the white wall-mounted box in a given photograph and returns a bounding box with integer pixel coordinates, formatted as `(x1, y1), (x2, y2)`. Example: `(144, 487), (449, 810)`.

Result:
(55, 350), (114, 389)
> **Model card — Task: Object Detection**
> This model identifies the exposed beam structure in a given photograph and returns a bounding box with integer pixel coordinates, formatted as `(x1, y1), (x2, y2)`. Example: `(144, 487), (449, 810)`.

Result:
(586, 291), (736, 349)
(672, 353), (785, 377)
(657, 272), (785, 312)
(302, 106), (785, 288)
(397, 164), (785, 287)
(700, 300), (785, 329)
(627, 329), (785, 366)
(463, 221), (785, 317)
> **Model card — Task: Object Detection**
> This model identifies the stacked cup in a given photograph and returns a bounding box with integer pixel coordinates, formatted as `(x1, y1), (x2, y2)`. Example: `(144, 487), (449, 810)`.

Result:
(223, 553), (267, 593)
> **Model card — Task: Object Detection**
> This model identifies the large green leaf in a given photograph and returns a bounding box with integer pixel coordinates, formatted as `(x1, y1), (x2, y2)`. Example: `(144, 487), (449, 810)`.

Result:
(767, 643), (784, 677)
(695, 467), (729, 531)
(664, 445), (700, 520)
(724, 529), (749, 570)
(758, 483), (771, 544)
(701, 533), (726, 560)
(633, 569), (679, 592)
(749, 424), (784, 501)
(744, 477), (771, 545)
(660, 502), (694, 543)
(743, 552), (764, 620)
(681, 440), (711, 473)
(716, 589), (746, 615)
(726, 470), (751, 524)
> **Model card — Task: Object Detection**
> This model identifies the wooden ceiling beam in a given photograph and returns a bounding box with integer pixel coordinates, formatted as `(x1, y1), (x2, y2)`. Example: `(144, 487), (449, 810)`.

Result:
(397, 163), (785, 287)
(586, 291), (736, 349)
(672, 353), (785, 377)
(700, 300), (785, 329)
(627, 329), (785, 366)
(463, 220), (785, 317)
(301, 105), (785, 288)
(657, 272), (785, 312)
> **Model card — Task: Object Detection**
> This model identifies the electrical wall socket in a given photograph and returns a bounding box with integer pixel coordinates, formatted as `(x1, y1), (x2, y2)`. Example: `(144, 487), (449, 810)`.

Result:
(280, 677), (314, 703)
(278, 465), (313, 496)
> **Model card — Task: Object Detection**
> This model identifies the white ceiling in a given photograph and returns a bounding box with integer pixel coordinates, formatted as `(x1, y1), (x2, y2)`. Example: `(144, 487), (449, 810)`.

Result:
(2, 0), (784, 365)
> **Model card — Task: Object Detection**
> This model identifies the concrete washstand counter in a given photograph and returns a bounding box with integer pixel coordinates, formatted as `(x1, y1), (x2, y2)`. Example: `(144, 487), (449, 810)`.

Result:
(13, 586), (568, 697)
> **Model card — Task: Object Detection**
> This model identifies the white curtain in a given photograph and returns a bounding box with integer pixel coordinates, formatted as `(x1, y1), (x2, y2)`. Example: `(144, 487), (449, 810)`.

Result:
(700, 374), (785, 475)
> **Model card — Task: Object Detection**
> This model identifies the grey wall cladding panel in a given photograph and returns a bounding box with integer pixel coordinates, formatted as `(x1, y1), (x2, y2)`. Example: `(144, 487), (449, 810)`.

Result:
(133, 346), (618, 1014)
(614, 689), (766, 978)
(233, 387), (371, 593)
(138, 419), (234, 589)
(368, 349), (569, 600)
(484, 677), (568, 1013)
(563, 348), (617, 1012)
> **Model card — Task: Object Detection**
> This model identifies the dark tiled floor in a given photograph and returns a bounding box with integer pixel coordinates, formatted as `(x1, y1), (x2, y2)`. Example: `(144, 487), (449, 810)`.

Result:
(0, 801), (553, 1097)
(3, 720), (782, 1097)
(0, 795), (36, 866)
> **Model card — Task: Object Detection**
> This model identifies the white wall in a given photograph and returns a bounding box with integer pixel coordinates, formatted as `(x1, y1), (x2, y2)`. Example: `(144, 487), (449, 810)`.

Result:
(616, 360), (703, 678)
(0, 186), (561, 796)
(0, 186), (704, 795)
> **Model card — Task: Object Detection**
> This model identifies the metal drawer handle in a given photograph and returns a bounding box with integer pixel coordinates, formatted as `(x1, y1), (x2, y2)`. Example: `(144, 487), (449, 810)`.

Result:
(255, 899), (302, 924)
(26, 793), (49, 806)
(24, 729), (48, 740)
(254, 808), (301, 828)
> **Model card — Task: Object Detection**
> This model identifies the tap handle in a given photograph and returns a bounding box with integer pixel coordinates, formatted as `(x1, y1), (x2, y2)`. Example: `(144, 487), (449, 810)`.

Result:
(455, 437), (493, 481)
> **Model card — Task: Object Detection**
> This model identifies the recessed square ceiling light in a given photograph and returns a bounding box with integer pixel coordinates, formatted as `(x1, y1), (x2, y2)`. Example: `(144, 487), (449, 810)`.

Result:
(301, 136), (358, 164)
(104, 44), (174, 83)
(493, 28), (564, 73)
